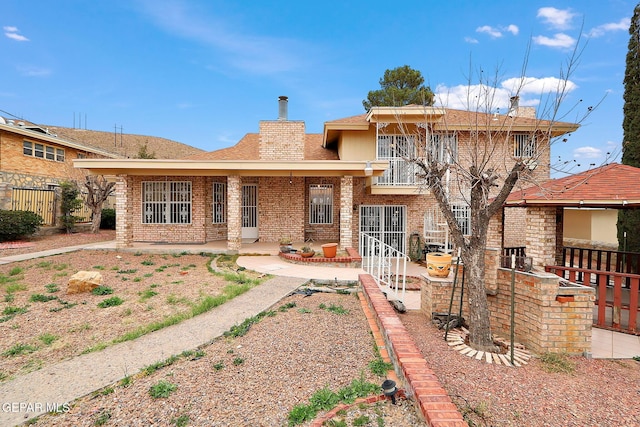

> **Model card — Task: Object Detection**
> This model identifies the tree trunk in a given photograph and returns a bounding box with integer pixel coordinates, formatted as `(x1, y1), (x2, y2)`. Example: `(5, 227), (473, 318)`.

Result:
(464, 248), (498, 352)
(90, 209), (102, 234)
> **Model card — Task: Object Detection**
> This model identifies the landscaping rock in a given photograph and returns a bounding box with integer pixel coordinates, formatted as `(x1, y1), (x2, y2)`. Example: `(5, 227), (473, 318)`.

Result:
(67, 271), (103, 294)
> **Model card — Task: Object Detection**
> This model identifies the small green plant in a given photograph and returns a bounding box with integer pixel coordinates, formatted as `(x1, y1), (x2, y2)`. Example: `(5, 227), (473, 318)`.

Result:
(288, 403), (317, 426)
(297, 307), (312, 314)
(326, 420), (348, 427)
(144, 273), (154, 278)
(2, 306), (27, 316)
(2, 343), (38, 357)
(233, 357), (244, 366)
(171, 414), (190, 427)
(117, 269), (138, 274)
(139, 289), (158, 301)
(141, 259), (155, 266)
(39, 333), (58, 346)
(44, 283), (59, 293)
(5, 283), (27, 293)
(91, 286), (113, 296)
(149, 380), (177, 398)
(97, 296), (124, 308)
(353, 415), (371, 426)
(279, 302), (297, 311)
(539, 352), (575, 374)
(633, 355), (640, 362)
(53, 263), (68, 271)
(99, 386), (114, 396)
(30, 293), (57, 303)
(319, 303), (349, 315)
(368, 358), (394, 377)
(3, 294), (14, 303)
(309, 386), (340, 411)
(36, 261), (53, 269)
(94, 409), (111, 426)
(92, 265), (105, 270)
(9, 267), (23, 276)
(213, 361), (224, 371)
(120, 375), (132, 387)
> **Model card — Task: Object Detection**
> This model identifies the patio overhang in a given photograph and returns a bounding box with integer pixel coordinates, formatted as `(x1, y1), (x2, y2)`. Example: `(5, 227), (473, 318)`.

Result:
(73, 159), (388, 177)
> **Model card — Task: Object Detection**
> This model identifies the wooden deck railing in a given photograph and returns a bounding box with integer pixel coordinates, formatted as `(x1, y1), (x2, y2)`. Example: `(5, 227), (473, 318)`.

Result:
(545, 265), (639, 334)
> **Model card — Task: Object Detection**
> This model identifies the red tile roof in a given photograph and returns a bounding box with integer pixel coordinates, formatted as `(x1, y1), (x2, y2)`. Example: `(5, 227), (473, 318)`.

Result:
(505, 163), (640, 208)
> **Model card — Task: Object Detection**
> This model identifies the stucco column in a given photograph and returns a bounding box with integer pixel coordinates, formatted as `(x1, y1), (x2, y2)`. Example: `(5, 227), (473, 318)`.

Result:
(227, 176), (242, 252)
(115, 176), (133, 248)
(339, 176), (353, 249)
(526, 206), (558, 268)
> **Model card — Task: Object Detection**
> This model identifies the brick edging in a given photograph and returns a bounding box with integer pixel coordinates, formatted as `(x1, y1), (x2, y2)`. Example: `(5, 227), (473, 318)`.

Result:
(359, 273), (468, 427)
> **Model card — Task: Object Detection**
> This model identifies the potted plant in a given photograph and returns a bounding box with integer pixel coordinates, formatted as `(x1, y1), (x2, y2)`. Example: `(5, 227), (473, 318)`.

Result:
(300, 245), (315, 258)
(279, 237), (293, 253)
(321, 242), (338, 258)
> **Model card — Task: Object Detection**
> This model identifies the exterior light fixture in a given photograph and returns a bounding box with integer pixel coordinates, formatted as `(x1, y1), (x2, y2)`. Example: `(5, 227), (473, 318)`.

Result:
(364, 161), (373, 176)
(381, 379), (398, 404)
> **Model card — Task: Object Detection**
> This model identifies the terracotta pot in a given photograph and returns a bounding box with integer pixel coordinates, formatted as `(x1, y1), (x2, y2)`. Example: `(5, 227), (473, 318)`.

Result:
(300, 251), (315, 258)
(426, 252), (453, 277)
(321, 243), (338, 258)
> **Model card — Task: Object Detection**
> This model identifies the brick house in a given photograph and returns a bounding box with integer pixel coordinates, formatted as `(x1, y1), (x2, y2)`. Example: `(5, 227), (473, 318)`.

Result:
(0, 118), (119, 225)
(75, 97), (578, 253)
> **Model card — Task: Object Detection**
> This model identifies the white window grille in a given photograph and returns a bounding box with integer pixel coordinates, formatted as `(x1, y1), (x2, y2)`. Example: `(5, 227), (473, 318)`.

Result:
(212, 182), (226, 224)
(46, 146), (55, 160)
(309, 184), (333, 224)
(430, 133), (458, 163)
(452, 204), (471, 236)
(376, 135), (420, 185)
(142, 181), (191, 224)
(23, 140), (65, 162)
(56, 148), (65, 162)
(513, 134), (536, 158)
(359, 205), (407, 253)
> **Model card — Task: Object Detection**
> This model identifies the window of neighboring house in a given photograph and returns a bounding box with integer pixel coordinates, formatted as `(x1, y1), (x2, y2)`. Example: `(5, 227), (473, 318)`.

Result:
(430, 133), (458, 163)
(142, 181), (192, 224)
(23, 141), (32, 156)
(212, 182), (226, 224)
(34, 143), (44, 158)
(513, 134), (536, 158)
(22, 140), (65, 162)
(377, 135), (419, 185)
(309, 184), (333, 224)
(452, 204), (471, 236)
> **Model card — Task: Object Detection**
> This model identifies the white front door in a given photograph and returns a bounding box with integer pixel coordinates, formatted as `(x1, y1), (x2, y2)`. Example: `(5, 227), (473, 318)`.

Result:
(241, 184), (258, 240)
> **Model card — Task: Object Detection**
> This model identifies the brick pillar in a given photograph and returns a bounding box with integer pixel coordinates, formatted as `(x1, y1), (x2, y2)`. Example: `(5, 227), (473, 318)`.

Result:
(339, 176), (353, 249)
(526, 206), (557, 268)
(487, 206), (503, 249)
(115, 176), (133, 248)
(227, 176), (242, 252)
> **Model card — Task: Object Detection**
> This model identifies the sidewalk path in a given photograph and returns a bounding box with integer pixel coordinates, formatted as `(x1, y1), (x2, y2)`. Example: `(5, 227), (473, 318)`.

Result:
(0, 243), (305, 426)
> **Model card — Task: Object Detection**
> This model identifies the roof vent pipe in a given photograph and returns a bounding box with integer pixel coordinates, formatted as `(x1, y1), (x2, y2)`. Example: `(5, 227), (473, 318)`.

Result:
(278, 96), (288, 121)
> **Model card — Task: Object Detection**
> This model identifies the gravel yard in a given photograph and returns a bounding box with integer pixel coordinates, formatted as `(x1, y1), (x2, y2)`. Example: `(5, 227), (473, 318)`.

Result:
(2, 231), (640, 426)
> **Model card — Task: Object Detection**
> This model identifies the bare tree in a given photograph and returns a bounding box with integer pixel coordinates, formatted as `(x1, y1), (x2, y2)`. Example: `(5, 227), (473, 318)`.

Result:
(385, 43), (596, 351)
(83, 175), (115, 234)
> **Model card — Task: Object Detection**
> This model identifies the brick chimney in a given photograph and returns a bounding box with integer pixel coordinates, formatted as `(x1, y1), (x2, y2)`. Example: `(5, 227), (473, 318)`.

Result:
(259, 96), (305, 161)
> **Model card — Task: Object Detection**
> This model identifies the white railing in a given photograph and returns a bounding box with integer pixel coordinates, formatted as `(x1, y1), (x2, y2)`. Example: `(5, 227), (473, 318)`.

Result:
(361, 233), (409, 303)
(374, 158), (421, 186)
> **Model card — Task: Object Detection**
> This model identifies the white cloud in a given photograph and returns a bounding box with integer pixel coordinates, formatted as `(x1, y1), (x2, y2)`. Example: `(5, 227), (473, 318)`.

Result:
(476, 24), (519, 39)
(476, 25), (503, 38)
(464, 37), (479, 44)
(537, 7), (576, 30)
(588, 18), (631, 38)
(434, 76), (577, 111)
(532, 33), (576, 49)
(4, 26), (29, 42)
(573, 146), (602, 159)
(506, 25), (519, 36)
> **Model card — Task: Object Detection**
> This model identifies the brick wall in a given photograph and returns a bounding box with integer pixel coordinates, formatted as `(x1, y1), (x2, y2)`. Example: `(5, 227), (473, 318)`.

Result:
(420, 249), (595, 355)
(258, 121), (305, 161)
(258, 176), (305, 242)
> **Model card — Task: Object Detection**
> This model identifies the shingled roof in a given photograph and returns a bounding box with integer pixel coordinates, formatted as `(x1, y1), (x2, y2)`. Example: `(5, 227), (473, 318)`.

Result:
(505, 163), (640, 208)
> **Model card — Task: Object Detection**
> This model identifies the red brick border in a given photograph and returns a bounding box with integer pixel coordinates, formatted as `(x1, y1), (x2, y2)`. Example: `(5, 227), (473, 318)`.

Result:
(359, 273), (468, 427)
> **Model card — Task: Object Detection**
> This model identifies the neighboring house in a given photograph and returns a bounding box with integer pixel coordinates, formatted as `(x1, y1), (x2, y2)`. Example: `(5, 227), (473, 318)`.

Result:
(0, 118), (120, 225)
(74, 97), (578, 253)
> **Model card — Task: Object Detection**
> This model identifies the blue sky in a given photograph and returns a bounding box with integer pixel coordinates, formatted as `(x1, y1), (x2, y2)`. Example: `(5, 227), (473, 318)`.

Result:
(1, 1), (633, 175)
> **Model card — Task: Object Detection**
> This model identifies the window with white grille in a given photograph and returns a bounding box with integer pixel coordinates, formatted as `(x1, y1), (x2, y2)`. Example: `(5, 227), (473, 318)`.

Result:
(430, 133), (458, 163)
(452, 204), (471, 236)
(142, 181), (191, 224)
(309, 184), (333, 224)
(513, 134), (536, 158)
(23, 141), (65, 162)
(377, 135), (420, 185)
(212, 182), (226, 224)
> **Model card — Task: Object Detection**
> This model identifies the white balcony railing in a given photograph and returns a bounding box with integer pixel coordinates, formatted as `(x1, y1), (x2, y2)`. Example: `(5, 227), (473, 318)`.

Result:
(373, 158), (421, 186)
